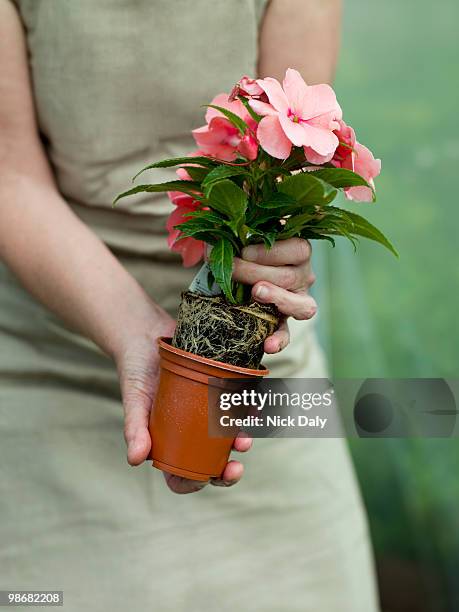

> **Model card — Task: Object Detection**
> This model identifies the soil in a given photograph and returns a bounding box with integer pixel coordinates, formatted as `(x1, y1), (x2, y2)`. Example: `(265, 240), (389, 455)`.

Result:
(172, 291), (280, 369)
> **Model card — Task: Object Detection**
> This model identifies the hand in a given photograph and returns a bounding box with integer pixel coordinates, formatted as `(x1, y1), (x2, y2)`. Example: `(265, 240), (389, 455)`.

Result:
(232, 237), (317, 354)
(116, 302), (252, 494)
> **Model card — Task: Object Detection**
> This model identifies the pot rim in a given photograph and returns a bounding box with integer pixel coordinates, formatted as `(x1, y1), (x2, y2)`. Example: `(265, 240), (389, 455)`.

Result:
(158, 337), (269, 377)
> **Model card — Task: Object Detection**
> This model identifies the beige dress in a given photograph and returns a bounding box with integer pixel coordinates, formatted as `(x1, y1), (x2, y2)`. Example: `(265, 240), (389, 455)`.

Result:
(0, 1), (379, 610)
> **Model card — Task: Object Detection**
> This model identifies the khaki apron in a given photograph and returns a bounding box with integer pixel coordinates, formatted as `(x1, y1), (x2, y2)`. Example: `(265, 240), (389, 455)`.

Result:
(0, 2), (379, 610)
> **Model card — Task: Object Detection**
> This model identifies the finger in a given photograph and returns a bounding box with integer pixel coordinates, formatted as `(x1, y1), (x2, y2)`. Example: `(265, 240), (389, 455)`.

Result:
(233, 257), (309, 291)
(242, 238), (311, 266)
(123, 399), (152, 466)
(163, 472), (208, 495)
(210, 460), (244, 487)
(264, 317), (290, 353)
(232, 431), (253, 452)
(252, 282), (317, 320)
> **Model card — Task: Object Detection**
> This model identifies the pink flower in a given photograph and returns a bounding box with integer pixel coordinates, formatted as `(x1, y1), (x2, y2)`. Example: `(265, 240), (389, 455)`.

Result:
(229, 76), (266, 101)
(331, 120), (381, 201)
(167, 168), (205, 267)
(332, 119), (356, 166)
(192, 93), (258, 161)
(168, 150), (205, 201)
(250, 68), (342, 162)
(168, 190), (198, 207)
(344, 143), (381, 201)
(166, 203), (205, 268)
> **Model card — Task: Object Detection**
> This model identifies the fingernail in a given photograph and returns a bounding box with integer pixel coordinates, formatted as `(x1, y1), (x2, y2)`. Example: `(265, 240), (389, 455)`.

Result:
(242, 246), (258, 261)
(211, 479), (235, 487)
(255, 285), (269, 299)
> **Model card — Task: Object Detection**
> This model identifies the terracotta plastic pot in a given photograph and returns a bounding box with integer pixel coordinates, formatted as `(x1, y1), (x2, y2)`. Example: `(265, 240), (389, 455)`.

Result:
(149, 337), (269, 482)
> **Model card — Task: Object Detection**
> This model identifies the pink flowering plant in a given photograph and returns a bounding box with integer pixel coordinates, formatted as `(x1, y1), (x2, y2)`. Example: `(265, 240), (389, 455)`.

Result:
(115, 69), (396, 305)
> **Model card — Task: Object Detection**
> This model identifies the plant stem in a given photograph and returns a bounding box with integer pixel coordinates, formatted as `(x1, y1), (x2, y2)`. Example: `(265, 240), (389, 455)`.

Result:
(235, 282), (245, 304)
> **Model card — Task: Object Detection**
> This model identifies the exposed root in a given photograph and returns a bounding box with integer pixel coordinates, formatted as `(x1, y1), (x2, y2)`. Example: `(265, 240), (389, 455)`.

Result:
(172, 292), (280, 369)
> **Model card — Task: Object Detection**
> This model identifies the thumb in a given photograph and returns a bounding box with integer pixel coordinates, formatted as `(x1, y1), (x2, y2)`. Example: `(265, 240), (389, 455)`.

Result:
(123, 394), (152, 466)
(120, 361), (157, 466)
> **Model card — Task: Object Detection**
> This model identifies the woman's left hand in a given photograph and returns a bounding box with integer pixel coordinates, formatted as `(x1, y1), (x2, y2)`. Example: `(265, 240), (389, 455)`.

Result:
(232, 237), (317, 354)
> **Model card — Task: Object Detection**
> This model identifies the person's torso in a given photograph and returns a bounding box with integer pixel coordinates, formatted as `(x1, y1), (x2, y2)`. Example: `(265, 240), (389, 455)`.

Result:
(10, 0), (320, 376)
(16, 0), (267, 239)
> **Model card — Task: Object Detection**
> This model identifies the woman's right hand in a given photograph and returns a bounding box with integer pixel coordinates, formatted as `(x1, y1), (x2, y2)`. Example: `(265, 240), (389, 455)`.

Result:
(116, 303), (252, 494)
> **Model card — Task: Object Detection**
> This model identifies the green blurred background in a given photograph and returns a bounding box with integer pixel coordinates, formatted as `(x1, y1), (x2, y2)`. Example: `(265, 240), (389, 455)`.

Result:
(315, 0), (459, 610)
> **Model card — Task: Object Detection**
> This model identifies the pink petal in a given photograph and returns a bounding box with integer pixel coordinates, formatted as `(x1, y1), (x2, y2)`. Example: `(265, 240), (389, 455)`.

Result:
(240, 76), (264, 97)
(171, 236), (205, 267)
(353, 142), (381, 182)
(231, 76), (265, 99)
(166, 204), (205, 266)
(338, 149), (356, 172)
(208, 116), (239, 133)
(345, 186), (374, 202)
(168, 191), (197, 207)
(193, 124), (225, 148)
(192, 121), (239, 161)
(299, 84), (341, 122)
(257, 115), (292, 159)
(256, 77), (289, 113)
(238, 133), (258, 160)
(205, 93), (246, 123)
(249, 99), (277, 117)
(332, 120), (356, 166)
(166, 206), (190, 231)
(335, 119), (356, 147)
(303, 147), (335, 165)
(344, 144), (380, 201)
(176, 167), (191, 181)
(308, 109), (342, 131)
(278, 113), (310, 147)
(193, 119), (236, 147)
(212, 145), (239, 161)
(282, 68), (309, 115)
(301, 123), (339, 156)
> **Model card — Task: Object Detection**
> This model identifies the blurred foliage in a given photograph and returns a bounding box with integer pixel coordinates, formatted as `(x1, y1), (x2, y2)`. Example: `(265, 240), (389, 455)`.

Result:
(314, 0), (459, 608)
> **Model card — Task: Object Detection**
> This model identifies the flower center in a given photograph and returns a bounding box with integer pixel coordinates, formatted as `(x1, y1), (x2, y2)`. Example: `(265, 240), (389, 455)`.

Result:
(288, 109), (302, 123)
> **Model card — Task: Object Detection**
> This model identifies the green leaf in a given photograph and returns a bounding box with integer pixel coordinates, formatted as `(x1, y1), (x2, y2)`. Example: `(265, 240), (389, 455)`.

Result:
(341, 210), (398, 256)
(175, 216), (217, 237)
(202, 165), (249, 195)
(257, 192), (297, 209)
(244, 227), (277, 249)
(262, 232), (276, 249)
(277, 172), (338, 207)
(185, 209), (226, 225)
(279, 211), (316, 239)
(177, 211), (238, 249)
(307, 168), (375, 198)
(113, 181), (201, 205)
(181, 165), (210, 183)
(175, 231), (219, 246)
(132, 156), (219, 181)
(206, 179), (248, 232)
(205, 104), (249, 135)
(238, 95), (262, 123)
(319, 207), (398, 256)
(325, 220), (359, 250)
(209, 238), (235, 303)
(248, 207), (284, 228)
(301, 230), (336, 247)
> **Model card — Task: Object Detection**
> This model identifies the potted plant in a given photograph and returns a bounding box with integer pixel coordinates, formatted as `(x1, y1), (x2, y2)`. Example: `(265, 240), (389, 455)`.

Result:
(115, 69), (396, 481)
